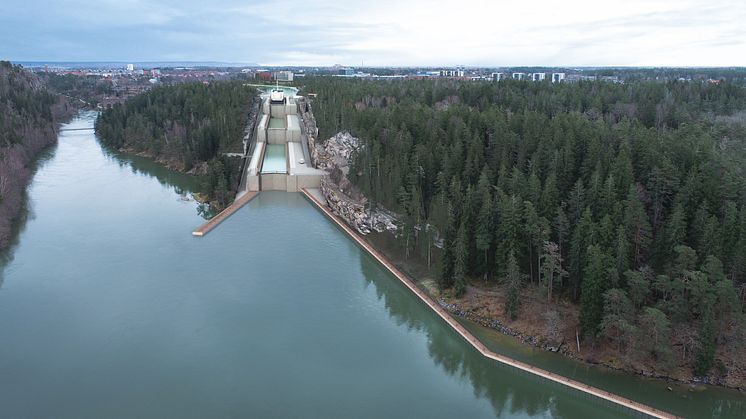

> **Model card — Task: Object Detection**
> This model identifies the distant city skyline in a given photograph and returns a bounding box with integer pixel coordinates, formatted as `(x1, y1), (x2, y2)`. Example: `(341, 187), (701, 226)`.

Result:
(1, 0), (745, 67)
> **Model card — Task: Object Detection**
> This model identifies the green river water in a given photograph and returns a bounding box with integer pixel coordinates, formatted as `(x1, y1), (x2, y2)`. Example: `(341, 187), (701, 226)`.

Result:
(0, 112), (744, 418)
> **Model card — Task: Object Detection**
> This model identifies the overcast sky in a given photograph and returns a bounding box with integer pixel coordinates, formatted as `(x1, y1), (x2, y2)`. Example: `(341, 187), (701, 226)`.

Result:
(1, 0), (745, 66)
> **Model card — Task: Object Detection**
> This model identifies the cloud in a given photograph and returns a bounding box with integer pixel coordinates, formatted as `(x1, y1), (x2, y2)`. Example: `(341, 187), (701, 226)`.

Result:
(1, 0), (744, 66)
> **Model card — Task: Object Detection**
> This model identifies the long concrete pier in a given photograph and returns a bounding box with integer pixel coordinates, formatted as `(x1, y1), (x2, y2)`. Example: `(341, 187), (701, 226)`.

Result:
(300, 188), (677, 419)
(191, 191), (259, 236)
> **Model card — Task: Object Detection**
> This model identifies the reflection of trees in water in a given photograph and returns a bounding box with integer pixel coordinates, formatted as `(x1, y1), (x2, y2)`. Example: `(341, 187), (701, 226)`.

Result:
(95, 129), (206, 218)
(98, 144), (198, 195)
(0, 144), (59, 289)
(359, 254), (621, 419)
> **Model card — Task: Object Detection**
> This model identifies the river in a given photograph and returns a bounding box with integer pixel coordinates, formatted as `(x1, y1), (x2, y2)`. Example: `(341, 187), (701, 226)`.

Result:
(0, 112), (743, 418)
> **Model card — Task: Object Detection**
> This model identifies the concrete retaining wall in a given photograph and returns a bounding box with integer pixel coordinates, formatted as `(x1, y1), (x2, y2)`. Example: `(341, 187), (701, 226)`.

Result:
(248, 175), (260, 191)
(296, 174), (323, 190)
(270, 104), (288, 118)
(261, 173), (287, 191)
(267, 129), (286, 144)
(286, 115), (301, 142)
(286, 175), (298, 192)
(256, 115), (268, 143)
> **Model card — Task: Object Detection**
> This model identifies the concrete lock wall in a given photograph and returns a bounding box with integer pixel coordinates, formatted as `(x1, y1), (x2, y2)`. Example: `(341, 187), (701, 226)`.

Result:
(286, 130), (301, 142)
(286, 116), (301, 142)
(296, 174), (323, 190)
(247, 175), (260, 191)
(261, 174), (287, 191)
(256, 115), (268, 143)
(262, 98), (270, 115)
(285, 175), (298, 192)
(270, 104), (288, 118)
(267, 129), (286, 144)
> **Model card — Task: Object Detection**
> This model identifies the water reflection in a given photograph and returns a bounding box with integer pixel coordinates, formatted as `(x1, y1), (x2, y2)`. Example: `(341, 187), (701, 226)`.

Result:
(97, 141), (199, 197)
(0, 140), (59, 286)
(356, 241), (746, 418)
(357, 256), (626, 419)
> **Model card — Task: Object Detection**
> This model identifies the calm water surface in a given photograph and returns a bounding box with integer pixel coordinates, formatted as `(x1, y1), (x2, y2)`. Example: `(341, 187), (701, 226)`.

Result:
(0, 112), (743, 418)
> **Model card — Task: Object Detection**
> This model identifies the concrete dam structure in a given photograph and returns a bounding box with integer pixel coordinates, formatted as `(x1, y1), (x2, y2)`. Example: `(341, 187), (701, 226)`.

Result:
(194, 86), (326, 236)
(242, 88), (325, 193)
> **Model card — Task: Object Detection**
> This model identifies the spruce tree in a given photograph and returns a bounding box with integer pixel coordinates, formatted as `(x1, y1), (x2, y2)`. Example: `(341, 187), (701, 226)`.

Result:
(694, 300), (716, 376)
(570, 207), (596, 300)
(453, 222), (468, 297)
(505, 251), (521, 320)
(580, 245), (613, 338)
(624, 185), (652, 268)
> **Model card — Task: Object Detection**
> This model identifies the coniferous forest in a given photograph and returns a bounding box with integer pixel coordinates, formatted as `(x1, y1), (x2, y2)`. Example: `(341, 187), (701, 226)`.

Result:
(0, 61), (72, 251)
(304, 77), (746, 380)
(95, 82), (256, 208)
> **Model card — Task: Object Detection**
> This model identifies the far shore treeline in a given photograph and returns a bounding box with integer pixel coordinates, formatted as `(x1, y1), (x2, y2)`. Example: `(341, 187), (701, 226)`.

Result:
(95, 82), (257, 209)
(0, 61), (74, 251)
(303, 76), (746, 379)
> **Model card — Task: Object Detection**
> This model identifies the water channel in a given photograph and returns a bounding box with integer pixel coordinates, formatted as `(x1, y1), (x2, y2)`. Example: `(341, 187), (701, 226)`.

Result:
(0, 112), (744, 418)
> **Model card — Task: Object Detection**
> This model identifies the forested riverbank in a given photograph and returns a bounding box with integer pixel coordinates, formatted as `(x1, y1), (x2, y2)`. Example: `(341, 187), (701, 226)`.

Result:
(95, 82), (257, 210)
(302, 76), (746, 388)
(0, 61), (74, 251)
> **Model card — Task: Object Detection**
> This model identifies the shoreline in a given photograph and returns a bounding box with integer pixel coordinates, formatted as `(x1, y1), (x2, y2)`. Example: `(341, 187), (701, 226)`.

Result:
(0, 98), (78, 253)
(300, 187), (677, 419)
(441, 299), (746, 393)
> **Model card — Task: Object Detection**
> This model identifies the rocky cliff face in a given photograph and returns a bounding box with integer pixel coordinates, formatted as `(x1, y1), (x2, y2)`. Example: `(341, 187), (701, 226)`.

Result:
(310, 129), (396, 235)
(297, 97), (319, 140)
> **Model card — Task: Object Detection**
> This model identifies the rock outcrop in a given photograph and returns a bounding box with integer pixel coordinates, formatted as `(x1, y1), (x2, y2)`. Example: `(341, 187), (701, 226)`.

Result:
(310, 129), (396, 235)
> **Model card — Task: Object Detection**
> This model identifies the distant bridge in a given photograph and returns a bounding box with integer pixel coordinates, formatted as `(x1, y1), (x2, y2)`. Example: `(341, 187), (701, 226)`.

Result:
(59, 127), (95, 132)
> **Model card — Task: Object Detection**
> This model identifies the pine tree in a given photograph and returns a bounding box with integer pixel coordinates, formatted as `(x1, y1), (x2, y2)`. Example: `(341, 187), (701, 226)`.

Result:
(625, 268), (651, 309)
(637, 307), (673, 366)
(601, 288), (636, 353)
(541, 241), (567, 302)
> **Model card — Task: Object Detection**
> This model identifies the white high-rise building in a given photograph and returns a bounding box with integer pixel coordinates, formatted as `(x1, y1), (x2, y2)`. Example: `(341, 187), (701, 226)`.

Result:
(126, 63), (134, 72)
(512, 72), (526, 80)
(491, 72), (505, 81)
(552, 73), (566, 83)
(532, 73), (546, 81)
